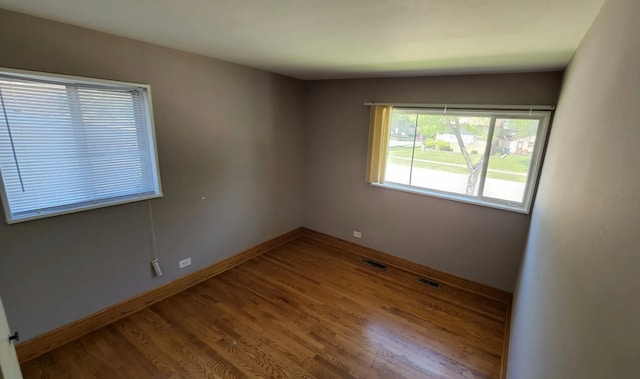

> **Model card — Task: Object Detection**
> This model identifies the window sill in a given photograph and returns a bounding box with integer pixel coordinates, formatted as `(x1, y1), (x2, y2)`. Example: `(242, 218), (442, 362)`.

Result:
(4, 193), (163, 224)
(370, 182), (530, 214)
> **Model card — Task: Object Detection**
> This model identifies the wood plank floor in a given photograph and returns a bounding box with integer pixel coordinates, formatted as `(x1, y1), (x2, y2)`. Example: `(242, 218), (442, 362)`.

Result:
(21, 238), (509, 379)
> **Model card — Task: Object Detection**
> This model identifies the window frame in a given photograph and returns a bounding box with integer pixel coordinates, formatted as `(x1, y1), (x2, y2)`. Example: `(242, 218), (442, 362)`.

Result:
(0, 67), (163, 224)
(371, 105), (552, 214)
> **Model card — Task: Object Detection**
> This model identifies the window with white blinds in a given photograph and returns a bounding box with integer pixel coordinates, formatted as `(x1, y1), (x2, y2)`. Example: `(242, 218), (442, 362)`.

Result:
(0, 69), (162, 223)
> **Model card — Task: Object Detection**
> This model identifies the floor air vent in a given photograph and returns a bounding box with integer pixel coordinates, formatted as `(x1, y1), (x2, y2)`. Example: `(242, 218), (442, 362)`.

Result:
(361, 258), (387, 270)
(418, 277), (441, 289)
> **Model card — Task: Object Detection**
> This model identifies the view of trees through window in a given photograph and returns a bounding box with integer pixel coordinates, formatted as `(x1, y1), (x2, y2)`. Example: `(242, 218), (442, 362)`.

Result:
(385, 109), (542, 204)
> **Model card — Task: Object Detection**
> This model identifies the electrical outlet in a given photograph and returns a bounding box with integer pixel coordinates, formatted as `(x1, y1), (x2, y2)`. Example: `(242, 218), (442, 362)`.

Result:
(353, 231), (362, 238)
(179, 257), (191, 269)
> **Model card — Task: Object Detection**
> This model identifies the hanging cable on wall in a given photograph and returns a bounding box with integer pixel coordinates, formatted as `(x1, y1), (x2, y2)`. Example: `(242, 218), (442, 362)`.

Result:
(0, 85), (25, 192)
(148, 199), (163, 276)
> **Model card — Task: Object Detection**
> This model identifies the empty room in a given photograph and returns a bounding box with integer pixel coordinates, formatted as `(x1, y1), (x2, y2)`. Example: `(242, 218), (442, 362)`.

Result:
(0, 0), (638, 378)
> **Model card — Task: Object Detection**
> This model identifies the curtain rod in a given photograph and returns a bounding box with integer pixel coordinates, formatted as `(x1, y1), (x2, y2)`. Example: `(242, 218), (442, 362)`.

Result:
(363, 102), (556, 111)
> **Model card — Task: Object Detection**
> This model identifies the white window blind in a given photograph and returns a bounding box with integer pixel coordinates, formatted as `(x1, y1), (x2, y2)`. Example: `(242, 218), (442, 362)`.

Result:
(0, 69), (162, 223)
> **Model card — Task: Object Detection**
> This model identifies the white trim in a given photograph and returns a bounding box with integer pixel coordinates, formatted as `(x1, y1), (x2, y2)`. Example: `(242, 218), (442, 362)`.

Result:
(371, 182), (530, 214)
(0, 67), (163, 224)
(0, 167), (11, 223)
(142, 88), (163, 197)
(374, 107), (553, 214)
(0, 66), (150, 91)
(5, 194), (163, 224)
(519, 112), (550, 211)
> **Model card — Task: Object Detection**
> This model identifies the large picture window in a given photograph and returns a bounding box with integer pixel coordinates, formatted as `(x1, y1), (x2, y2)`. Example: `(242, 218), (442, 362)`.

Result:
(366, 105), (552, 213)
(0, 68), (162, 223)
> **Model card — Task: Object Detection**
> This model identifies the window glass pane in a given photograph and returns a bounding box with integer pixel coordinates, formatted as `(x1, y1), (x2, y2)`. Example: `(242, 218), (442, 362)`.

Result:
(411, 114), (490, 196)
(385, 110), (416, 185)
(482, 118), (540, 203)
(388, 111), (491, 196)
(376, 107), (550, 213)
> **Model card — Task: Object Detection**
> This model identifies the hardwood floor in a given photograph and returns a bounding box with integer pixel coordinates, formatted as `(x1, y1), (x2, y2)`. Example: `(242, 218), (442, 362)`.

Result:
(21, 238), (509, 378)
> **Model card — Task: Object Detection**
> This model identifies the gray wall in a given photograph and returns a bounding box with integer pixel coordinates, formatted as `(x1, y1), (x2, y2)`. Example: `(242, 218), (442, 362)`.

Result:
(0, 7), (568, 344)
(0, 9), (306, 341)
(507, 0), (640, 377)
(304, 73), (564, 291)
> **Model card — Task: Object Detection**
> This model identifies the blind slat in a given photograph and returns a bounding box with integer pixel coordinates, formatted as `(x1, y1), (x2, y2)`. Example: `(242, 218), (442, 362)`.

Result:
(0, 71), (161, 223)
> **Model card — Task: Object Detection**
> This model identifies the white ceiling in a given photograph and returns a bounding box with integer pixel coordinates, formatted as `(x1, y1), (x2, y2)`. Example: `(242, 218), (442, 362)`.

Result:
(0, 0), (605, 80)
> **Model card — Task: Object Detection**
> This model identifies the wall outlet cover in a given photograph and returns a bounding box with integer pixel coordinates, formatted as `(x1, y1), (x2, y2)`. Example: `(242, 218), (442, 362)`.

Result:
(179, 257), (192, 269)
